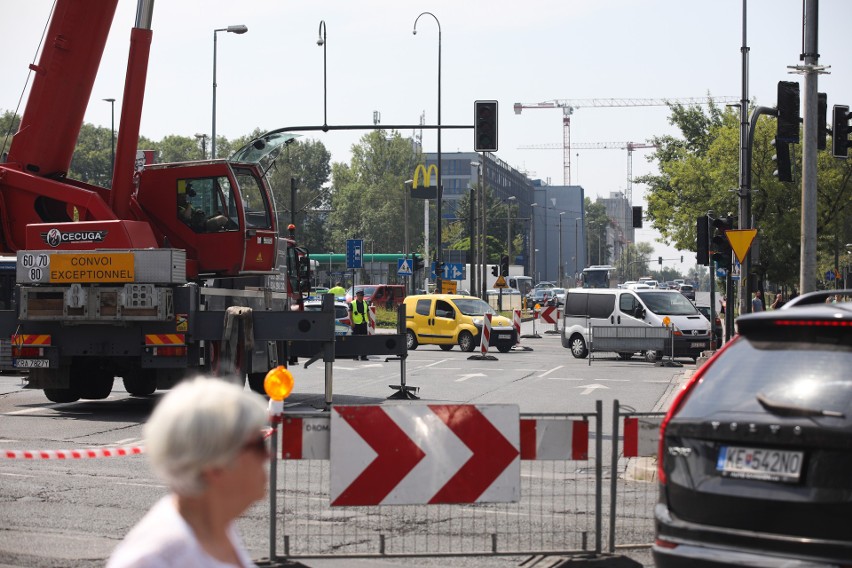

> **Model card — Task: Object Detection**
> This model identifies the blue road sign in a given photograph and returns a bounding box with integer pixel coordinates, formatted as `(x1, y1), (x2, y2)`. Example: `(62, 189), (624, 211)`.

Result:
(430, 262), (465, 280)
(346, 239), (363, 269)
(826, 270), (835, 281)
(397, 258), (413, 276)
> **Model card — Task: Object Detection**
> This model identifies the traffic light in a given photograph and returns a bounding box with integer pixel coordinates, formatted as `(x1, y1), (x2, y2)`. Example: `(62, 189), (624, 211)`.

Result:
(696, 215), (709, 266)
(474, 100), (498, 152)
(818, 92), (827, 150)
(632, 206), (643, 228)
(658, 256), (663, 266)
(500, 255), (509, 276)
(491, 265), (499, 277)
(711, 216), (735, 269)
(435, 261), (444, 277)
(413, 254), (425, 271)
(772, 137), (793, 182)
(776, 81), (800, 143)
(832, 104), (850, 159)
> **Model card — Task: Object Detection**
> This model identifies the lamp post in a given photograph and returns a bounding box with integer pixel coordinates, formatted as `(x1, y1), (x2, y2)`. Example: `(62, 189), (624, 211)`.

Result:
(559, 212), (566, 287)
(575, 217), (582, 285)
(316, 21), (329, 131)
(212, 24), (248, 159)
(194, 133), (208, 159)
(103, 98), (115, 184)
(413, 12), (442, 288)
(327, 252), (334, 286)
(529, 202), (538, 284)
(506, 196), (516, 266)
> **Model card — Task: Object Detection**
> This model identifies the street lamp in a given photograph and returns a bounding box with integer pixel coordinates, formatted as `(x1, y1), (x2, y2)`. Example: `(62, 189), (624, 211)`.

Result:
(212, 24), (248, 159)
(413, 12), (442, 286)
(506, 196), (516, 265)
(316, 21), (329, 132)
(103, 98), (115, 184)
(194, 133), (208, 159)
(575, 217), (582, 285)
(529, 202), (538, 283)
(559, 212), (566, 287)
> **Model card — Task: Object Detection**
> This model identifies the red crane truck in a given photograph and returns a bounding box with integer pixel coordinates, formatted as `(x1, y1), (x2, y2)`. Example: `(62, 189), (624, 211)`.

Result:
(0, 0), (332, 402)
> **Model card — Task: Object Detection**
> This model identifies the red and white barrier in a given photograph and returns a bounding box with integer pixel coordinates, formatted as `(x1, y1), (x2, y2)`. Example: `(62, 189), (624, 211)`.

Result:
(480, 312), (492, 355)
(513, 310), (521, 345)
(520, 418), (588, 460)
(2, 446), (144, 459)
(622, 416), (662, 457)
(368, 305), (377, 335)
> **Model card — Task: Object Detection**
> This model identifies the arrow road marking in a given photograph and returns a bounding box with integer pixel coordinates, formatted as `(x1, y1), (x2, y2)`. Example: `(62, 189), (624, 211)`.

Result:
(576, 384), (610, 395)
(331, 407), (425, 506)
(456, 373), (486, 382)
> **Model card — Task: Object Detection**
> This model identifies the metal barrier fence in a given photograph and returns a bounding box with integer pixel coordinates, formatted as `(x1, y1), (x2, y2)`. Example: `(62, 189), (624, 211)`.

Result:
(589, 325), (672, 365)
(608, 399), (665, 553)
(266, 404), (604, 561)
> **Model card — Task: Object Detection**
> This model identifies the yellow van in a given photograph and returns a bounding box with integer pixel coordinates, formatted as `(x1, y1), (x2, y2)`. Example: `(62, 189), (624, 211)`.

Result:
(403, 294), (517, 352)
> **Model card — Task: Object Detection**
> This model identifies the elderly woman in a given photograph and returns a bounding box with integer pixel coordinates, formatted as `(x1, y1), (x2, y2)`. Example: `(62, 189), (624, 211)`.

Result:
(107, 378), (269, 567)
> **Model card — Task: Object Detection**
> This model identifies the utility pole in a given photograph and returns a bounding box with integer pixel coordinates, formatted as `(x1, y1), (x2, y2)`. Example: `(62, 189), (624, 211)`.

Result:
(798, 0), (820, 293)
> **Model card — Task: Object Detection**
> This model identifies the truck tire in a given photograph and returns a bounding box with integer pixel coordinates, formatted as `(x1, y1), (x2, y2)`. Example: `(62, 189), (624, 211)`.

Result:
(123, 369), (156, 396)
(44, 388), (80, 403)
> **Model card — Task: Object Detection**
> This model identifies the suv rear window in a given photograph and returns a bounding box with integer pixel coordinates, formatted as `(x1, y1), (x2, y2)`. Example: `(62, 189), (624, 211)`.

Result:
(675, 329), (852, 423)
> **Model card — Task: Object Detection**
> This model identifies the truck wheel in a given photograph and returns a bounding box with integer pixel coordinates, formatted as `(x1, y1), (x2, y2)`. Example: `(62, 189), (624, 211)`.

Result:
(44, 388), (80, 403)
(123, 370), (156, 396)
(406, 330), (418, 350)
(569, 335), (588, 358)
(439, 344), (454, 351)
(459, 331), (476, 352)
(74, 363), (113, 400)
(248, 372), (267, 395)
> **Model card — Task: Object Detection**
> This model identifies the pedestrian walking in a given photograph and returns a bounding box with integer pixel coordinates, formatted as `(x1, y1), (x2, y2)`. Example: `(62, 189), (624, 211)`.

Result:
(107, 378), (269, 568)
(349, 289), (369, 360)
(752, 290), (764, 312)
(771, 292), (785, 309)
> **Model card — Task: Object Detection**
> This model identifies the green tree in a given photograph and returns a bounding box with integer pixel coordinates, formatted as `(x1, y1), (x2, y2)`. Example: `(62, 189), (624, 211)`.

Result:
(639, 101), (851, 289)
(585, 197), (612, 266)
(327, 130), (422, 255)
(1, 110), (20, 158)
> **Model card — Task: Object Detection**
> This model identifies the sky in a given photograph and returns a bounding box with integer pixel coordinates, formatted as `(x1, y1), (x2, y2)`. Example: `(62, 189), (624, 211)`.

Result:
(2, 0), (850, 274)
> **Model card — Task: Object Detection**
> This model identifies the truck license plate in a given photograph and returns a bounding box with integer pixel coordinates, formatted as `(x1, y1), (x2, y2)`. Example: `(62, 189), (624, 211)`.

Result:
(14, 359), (50, 369)
(717, 445), (803, 483)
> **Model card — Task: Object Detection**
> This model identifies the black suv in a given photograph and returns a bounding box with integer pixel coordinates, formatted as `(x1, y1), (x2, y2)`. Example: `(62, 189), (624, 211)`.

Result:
(654, 292), (852, 566)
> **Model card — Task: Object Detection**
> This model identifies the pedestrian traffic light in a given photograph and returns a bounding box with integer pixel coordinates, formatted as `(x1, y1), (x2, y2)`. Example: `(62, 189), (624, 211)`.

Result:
(491, 265), (499, 277)
(413, 254), (425, 271)
(772, 136), (793, 182)
(776, 81), (800, 143)
(832, 104), (850, 159)
(711, 216), (735, 269)
(474, 100), (498, 152)
(696, 215), (709, 266)
(500, 255), (509, 276)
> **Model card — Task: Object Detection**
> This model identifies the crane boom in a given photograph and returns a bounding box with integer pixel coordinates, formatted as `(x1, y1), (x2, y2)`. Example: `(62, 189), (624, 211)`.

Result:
(513, 96), (739, 185)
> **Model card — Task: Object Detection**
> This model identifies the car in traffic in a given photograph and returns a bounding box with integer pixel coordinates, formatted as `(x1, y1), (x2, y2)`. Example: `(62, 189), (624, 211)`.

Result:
(695, 304), (722, 347)
(345, 284), (407, 308)
(403, 294), (517, 353)
(303, 299), (351, 336)
(654, 299), (852, 566)
(529, 287), (557, 307)
(677, 283), (695, 301)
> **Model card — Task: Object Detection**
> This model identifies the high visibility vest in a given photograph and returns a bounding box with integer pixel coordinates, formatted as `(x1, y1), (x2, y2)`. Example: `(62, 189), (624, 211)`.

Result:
(350, 300), (368, 324)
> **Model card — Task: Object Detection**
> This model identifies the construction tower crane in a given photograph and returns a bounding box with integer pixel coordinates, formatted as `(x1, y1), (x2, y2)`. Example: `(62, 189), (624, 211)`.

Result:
(513, 96), (739, 186)
(518, 141), (657, 204)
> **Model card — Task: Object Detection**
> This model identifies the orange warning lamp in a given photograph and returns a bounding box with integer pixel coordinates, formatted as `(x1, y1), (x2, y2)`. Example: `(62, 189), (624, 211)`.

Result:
(264, 366), (294, 401)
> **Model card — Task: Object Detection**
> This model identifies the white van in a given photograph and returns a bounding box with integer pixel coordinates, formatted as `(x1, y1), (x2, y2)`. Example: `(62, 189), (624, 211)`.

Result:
(560, 288), (711, 361)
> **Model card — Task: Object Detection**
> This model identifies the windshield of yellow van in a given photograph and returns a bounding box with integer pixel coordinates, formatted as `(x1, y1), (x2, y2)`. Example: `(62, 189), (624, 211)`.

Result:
(454, 298), (495, 316)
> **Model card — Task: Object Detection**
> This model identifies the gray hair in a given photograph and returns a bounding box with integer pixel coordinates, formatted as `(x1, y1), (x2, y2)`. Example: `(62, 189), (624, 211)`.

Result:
(144, 378), (267, 496)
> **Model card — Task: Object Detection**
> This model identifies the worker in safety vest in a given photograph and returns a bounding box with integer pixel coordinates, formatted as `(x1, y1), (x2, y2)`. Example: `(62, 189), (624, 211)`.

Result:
(349, 289), (369, 360)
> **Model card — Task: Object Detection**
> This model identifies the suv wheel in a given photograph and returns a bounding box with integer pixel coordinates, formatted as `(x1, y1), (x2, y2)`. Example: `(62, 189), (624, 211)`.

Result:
(459, 331), (475, 352)
(569, 335), (588, 358)
(406, 330), (418, 350)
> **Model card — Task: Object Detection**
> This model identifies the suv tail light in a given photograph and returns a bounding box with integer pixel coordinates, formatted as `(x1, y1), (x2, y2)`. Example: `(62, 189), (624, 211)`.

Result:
(657, 337), (739, 485)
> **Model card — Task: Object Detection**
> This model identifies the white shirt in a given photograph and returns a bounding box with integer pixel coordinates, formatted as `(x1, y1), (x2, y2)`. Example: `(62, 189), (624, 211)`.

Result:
(107, 495), (255, 568)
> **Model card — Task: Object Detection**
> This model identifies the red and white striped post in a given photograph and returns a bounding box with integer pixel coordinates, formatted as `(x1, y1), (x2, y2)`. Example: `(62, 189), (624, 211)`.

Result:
(513, 309), (522, 345)
(480, 312), (492, 355)
(368, 305), (377, 335)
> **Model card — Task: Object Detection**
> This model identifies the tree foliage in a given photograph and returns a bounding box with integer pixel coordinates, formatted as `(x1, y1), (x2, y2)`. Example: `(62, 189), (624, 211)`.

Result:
(638, 101), (852, 289)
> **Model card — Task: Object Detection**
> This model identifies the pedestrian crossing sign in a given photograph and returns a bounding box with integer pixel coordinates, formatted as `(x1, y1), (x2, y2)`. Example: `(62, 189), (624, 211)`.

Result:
(397, 258), (412, 275)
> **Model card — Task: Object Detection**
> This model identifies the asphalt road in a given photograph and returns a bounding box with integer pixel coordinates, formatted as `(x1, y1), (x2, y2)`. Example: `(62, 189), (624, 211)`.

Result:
(0, 320), (693, 567)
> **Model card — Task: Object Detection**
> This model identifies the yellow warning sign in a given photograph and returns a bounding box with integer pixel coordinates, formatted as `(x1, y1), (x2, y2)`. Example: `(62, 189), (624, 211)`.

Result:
(494, 275), (508, 288)
(441, 280), (457, 294)
(725, 229), (758, 264)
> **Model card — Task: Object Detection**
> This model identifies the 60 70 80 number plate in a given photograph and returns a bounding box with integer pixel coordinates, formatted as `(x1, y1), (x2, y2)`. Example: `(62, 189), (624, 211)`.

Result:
(717, 445), (803, 483)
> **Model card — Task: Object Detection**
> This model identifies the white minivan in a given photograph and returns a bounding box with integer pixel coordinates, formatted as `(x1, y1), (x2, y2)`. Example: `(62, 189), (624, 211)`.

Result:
(560, 288), (711, 361)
